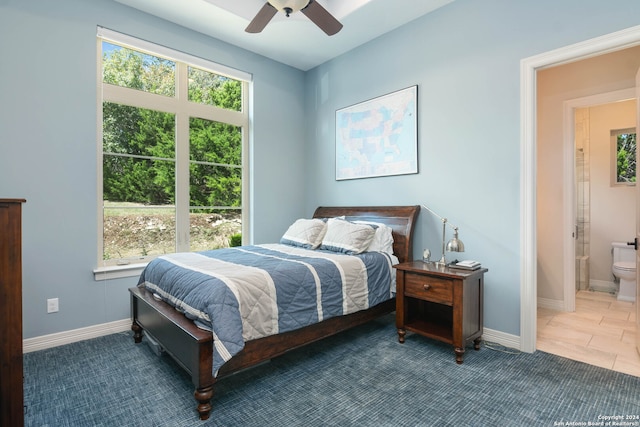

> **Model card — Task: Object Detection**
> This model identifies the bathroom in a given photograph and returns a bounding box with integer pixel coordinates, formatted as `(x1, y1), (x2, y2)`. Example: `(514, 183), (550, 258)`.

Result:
(535, 47), (639, 374)
(574, 100), (636, 301)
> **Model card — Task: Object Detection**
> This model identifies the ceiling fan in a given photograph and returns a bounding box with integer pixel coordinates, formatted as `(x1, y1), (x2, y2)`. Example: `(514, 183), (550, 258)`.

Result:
(245, 0), (343, 36)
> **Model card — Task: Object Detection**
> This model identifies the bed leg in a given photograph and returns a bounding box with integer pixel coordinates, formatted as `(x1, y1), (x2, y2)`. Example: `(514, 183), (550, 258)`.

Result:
(131, 320), (143, 344)
(194, 386), (214, 420)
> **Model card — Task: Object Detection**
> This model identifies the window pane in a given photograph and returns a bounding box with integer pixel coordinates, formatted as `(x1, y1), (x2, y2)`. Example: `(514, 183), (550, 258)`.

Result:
(188, 117), (242, 252)
(103, 204), (176, 263)
(103, 102), (176, 205)
(103, 155), (176, 205)
(102, 42), (175, 97)
(616, 132), (636, 183)
(189, 117), (242, 207)
(103, 100), (176, 263)
(103, 103), (176, 160)
(189, 208), (241, 252)
(188, 67), (242, 111)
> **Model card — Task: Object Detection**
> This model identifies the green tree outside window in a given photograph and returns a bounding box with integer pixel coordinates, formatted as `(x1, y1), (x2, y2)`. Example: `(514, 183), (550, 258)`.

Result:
(616, 132), (636, 184)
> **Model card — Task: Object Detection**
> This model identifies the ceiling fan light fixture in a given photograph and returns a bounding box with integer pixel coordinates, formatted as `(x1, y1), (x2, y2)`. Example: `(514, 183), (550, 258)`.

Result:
(268, 0), (310, 14)
(246, 0), (342, 36)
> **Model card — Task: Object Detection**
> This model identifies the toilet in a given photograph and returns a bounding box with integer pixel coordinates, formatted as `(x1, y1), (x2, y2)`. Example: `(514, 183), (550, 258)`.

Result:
(611, 242), (636, 302)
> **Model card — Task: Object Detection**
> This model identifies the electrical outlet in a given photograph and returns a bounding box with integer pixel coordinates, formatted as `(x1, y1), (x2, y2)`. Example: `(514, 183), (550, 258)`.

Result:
(47, 298), (59, 313)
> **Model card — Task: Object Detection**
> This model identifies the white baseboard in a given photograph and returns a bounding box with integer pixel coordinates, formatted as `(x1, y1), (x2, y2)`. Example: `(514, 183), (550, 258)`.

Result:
(483, 327), (521, 351)
(23, 320), (525, 356)
(23, 318), (131, 353)
(537, 297), (564, 311)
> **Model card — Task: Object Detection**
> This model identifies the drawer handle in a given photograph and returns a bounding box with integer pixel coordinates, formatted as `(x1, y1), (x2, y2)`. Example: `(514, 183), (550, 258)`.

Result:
(423, 284), (431, 291)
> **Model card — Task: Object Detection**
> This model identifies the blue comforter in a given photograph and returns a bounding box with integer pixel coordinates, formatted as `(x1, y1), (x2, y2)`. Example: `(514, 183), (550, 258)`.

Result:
(137, 243), (396, 375)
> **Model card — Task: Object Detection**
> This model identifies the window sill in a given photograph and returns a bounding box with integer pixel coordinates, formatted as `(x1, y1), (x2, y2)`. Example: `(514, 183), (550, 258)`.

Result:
(93, 263), (147, 281)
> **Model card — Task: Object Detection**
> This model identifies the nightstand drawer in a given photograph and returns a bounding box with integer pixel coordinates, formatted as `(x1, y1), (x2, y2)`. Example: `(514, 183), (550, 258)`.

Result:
(404, 273), (453, 304)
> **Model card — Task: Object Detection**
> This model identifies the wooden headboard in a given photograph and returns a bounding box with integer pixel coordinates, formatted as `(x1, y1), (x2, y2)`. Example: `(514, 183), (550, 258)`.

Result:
(313, 205), (420, 264)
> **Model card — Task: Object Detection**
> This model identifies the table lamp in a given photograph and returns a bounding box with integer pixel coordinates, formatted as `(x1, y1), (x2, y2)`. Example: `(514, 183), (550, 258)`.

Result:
(421, 204), (465, 266)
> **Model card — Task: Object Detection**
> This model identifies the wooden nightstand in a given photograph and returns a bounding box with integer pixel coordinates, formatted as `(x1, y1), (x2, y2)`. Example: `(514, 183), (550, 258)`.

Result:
(395, 261), (486, 363)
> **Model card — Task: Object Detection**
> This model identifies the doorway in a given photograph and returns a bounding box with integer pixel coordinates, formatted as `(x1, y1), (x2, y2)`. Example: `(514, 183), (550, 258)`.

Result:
(536, 60), (640, 375)
(520, 25), (640, 353)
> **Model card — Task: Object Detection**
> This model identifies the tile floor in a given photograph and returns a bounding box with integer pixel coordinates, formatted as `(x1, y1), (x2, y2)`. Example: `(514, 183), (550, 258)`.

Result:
(537, 290), (640, 377)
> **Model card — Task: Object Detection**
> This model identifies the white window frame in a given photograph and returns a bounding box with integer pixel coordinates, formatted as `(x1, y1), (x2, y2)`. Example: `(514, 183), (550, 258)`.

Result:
(610, 127), (636, 187)
(94, 28), (251, 280)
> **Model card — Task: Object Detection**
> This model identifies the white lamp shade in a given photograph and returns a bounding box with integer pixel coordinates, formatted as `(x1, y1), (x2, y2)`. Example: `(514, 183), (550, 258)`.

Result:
(268, 0), (310, 13)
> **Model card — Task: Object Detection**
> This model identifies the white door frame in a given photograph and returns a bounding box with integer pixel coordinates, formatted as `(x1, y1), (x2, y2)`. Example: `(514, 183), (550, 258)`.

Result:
(635, 67), (640, 354)
(520, 25), (640, 353)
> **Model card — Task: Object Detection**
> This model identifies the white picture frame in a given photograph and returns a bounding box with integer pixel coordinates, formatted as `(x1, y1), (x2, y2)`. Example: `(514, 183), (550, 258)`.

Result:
(335, 85), (418, 180)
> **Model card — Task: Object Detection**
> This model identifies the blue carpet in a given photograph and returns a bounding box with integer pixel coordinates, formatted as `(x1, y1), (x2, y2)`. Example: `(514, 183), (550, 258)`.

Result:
(23, 314), (640, 426)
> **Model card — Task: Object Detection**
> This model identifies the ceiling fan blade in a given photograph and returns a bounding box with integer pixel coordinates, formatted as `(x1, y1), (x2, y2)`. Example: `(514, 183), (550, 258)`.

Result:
(245, 2), (278, 34)
(301, 0), (343, 36)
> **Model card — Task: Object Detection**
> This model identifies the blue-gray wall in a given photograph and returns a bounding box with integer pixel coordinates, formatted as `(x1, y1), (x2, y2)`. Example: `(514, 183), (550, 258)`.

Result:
(1, 0), (640, 340)
(303, 0), (640, 336)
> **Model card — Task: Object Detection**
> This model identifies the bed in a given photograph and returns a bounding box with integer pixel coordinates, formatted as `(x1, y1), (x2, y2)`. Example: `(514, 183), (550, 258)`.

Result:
(129, 205), (419, 420)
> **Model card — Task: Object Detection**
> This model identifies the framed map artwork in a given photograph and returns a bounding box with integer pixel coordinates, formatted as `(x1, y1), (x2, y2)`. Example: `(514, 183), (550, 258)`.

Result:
(335, 85), (418, 180)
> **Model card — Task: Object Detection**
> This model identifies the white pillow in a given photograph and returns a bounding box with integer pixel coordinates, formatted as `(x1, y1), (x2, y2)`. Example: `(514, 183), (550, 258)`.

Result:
(320, 218), (376, 255)
(280, 218), (327, 249)
(353, 220), (394, 254)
